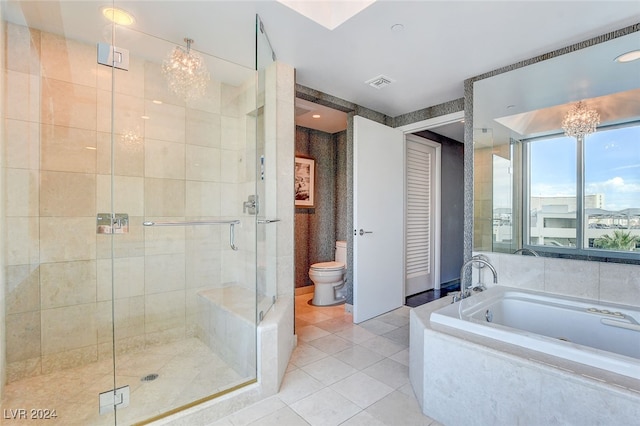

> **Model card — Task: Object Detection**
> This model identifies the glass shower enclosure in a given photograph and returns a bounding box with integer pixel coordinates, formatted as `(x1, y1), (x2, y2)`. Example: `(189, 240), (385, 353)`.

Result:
(1, 1), (274, 424)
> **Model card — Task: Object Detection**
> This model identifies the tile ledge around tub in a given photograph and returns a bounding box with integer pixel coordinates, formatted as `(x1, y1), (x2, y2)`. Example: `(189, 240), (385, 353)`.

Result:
(410, 296), (452, 329)
(421, 309), (640, 394)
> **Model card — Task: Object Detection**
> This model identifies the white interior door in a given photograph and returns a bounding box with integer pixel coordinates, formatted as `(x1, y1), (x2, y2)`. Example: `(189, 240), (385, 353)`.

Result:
(405, 135), (438, 296)
(353, 115), (404, 323)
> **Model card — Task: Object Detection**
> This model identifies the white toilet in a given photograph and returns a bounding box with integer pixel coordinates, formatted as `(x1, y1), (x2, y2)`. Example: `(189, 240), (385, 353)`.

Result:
(309, 241), (347, 306)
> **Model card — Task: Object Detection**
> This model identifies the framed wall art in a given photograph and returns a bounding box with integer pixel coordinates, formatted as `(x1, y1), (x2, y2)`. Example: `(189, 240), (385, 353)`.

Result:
(294, 155), (315, 208)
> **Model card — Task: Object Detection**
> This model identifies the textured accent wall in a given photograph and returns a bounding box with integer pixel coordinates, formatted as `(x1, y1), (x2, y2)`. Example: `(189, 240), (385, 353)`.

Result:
(294, 127), (347, 288)
(393, 98), (465, 128)
(335, 131), (349, 241)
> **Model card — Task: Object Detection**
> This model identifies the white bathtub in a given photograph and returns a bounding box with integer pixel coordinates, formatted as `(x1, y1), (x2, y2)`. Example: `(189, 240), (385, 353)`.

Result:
(430, 286), (640, 380)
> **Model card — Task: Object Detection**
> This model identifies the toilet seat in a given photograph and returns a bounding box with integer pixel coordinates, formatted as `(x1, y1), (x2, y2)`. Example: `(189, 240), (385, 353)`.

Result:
(310, 261), (345, 272)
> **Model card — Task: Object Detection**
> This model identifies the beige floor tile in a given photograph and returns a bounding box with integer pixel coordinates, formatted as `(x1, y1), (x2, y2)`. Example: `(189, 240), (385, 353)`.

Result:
(382, 325), (410, 347)
(301, 356), (358, 386)
(297, 325), (331, 342)
(332, 345), (385, 370)
(362, 358), (410, 389)
(358, 319), (398, 335)
(314, 316), (354, 333)
(389, 348), (410, 366)
(339, 410), (388, 426)
(289, 343), (329, 367)
(393, 305), (412, 318)
(290, 388), (361, 426)
(398, 382), (418, 399)
(209, 418), (234, 426)
(358, 335), (405, 357)
(295, 318), (312, 329)
(307, 334), (353, 355)
(376, 311), (410, 327)
(296, 310), (334, 325)
(335, 324), (378, 344)
(330, 371), (394, 409)
(277, 369), (325, 405)
(248, 406), (310, 426)
(227, 395), (286, 425)
(364, 390), (435, 426)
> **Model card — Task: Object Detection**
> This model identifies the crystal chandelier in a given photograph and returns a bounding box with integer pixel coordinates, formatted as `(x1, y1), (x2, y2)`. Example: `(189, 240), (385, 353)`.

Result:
(121, 128), (142, 153)
(162, 38), (210, 100)
(561, 101), (600, 138)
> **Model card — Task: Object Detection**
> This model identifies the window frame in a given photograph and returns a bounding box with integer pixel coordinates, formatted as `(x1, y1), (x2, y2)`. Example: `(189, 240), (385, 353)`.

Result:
(522, 122), (640, 262)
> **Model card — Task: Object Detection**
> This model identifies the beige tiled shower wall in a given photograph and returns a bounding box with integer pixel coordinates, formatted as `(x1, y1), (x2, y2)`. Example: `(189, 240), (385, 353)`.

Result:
(3, 22), (257, 382)
(0, 12), (6, 398)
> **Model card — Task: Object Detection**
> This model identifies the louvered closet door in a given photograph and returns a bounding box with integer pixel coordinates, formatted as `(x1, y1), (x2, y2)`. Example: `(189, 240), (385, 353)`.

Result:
(406, 136), (436, 296)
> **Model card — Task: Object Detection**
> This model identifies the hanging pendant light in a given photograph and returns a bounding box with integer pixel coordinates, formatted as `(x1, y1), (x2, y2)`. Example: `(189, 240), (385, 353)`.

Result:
(561, 101), (600, 138)
(161, 38), (210, 100)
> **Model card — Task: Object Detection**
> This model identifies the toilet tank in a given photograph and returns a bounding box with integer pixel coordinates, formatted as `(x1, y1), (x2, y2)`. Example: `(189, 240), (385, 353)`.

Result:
(335, 240), (347, 264)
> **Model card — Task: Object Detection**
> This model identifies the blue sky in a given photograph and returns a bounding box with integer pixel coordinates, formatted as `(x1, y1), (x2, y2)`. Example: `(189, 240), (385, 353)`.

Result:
(530, 125), (640, 211)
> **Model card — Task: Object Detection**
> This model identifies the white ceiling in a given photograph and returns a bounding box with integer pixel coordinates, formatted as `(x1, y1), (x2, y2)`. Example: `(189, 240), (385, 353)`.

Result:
(3, 1), (639, 130)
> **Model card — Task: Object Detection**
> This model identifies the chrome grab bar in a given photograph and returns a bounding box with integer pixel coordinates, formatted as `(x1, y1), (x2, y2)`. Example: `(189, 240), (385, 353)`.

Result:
(601, 318), (640, 332)
(143, 220), (241, 251)
(142, 220), (240, 227)
(257, 218), (280, 224)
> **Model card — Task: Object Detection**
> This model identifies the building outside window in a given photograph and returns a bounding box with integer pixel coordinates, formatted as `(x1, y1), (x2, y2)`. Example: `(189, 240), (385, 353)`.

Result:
(524, 123), (640, 256)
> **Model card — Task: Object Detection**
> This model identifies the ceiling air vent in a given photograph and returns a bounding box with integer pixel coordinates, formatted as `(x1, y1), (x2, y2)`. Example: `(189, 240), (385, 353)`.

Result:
(365, 75), (395, 89)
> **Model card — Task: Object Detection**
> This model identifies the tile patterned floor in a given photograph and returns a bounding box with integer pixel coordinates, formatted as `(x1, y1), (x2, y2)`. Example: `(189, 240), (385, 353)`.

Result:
(0, 338), (249, 425)
(211, 295), (440, 426)
(1, 297), (439, 426)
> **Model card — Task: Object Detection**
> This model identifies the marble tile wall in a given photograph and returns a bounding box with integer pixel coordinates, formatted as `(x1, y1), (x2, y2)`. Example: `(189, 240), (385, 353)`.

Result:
(475, 251), (640, 307)
(3, 22), (257, 382)
(0, 13), (6, 397)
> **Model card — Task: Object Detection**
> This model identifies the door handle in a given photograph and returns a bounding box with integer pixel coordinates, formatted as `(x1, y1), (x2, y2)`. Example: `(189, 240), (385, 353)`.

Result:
(359, 229), (373, 236)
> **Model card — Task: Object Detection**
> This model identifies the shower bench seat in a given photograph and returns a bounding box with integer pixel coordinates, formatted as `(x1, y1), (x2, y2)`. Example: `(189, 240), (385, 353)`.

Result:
(196, 286), (257, 377)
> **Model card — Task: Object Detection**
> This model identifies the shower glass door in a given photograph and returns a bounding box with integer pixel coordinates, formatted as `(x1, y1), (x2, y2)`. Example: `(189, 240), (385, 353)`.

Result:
(1, 1), (258, 424)
(108, 2), (258, 423)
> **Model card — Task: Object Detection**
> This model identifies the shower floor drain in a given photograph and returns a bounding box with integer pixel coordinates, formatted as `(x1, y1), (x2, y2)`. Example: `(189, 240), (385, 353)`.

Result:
(141, 373), (159, 382)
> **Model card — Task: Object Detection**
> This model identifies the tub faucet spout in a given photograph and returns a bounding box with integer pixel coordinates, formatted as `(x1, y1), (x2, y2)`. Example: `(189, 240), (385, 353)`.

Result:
(457, 257), (497, 302)
(513, 248), (539, 256)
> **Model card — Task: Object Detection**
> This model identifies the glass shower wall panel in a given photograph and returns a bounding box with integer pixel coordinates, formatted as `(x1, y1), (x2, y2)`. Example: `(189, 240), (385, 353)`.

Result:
(255, 15), (277, 321)
(1, 1), (258, 424)
(1, 2), (118, 423)
(109, 19), (258, 424)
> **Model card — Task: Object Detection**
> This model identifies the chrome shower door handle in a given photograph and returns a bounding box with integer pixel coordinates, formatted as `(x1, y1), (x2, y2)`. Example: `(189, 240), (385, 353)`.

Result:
(359, 229), (373, 236)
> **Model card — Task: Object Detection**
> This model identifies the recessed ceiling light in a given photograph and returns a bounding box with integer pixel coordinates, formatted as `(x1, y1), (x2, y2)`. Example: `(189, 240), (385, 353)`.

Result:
(102, 7), (135, 26)
(152, 100), (163, 104)
(614, 50), (640, 63)
(312, 114), (321, 119)
(141, 115), (150, 120)
(85, 146), (97, 150)
(391, 24), (404, 32)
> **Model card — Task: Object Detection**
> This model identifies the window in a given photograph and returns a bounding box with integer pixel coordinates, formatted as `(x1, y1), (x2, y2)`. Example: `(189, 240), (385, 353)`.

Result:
(525, 123), (640, 257)
(527, 136), (577, 248)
